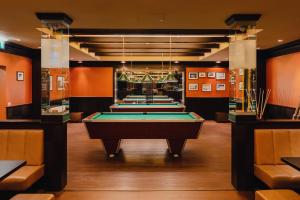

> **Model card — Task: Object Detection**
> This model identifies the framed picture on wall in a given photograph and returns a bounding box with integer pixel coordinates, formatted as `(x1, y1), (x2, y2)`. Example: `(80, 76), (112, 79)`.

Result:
(188, 83), (198, 91)
(198, 72), (206, 78)
(57, 76), (64, 90)
(239, 82), (244, 90)
(202, 83), (212, 92)
(216, 72), (226, 80)
(49, 76), (53, 91)
(207, 72), (215, 78)
(188, 72), (198, 79)
(216, 83), (226, 91)
(16, 71), (24, 81)
(239, 69), (244, 76)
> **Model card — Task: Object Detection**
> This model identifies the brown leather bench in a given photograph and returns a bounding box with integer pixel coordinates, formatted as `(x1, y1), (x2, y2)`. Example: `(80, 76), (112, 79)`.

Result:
(254, 129), (300, 189)
(10, 194), (55, 200)
(255, 190), (300, 200)
(0, 130), (44, 191)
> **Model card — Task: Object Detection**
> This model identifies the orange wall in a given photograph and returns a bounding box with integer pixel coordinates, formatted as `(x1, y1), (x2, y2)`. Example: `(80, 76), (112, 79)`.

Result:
(49, 68), (70, 100)
(267, 52), (300, 108)
(0, 52), (32, 119)
(186, 67), (229, 98)
(70, 67), (113, 97)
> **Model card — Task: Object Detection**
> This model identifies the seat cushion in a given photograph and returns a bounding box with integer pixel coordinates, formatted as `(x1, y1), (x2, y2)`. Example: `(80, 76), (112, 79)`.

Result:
(0, 165), (44, 191)
(10, 194), (55, 200)
(255, 164), (300, 189)
(255, 190), (300, 200)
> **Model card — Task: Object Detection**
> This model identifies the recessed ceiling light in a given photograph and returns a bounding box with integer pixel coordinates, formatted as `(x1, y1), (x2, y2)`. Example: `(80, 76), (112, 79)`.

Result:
(37, 46), (41, 49)
(78, 61), (82, 63)
(216, 61), (221, 64)
(145, 42), (150, 45)
(278, 39), (283, 43)
(256, 47), (261, 50)
(174, 61), (179, 64)
(121, 61), (126, 64)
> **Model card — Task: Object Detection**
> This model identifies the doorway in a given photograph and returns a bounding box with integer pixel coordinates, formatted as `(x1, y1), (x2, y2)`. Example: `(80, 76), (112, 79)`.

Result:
(0, 66), (6, 120)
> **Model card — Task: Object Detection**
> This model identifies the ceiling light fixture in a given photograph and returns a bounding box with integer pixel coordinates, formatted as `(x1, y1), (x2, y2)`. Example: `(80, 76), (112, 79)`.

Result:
(216, 61), (221, 64)
(278, 39), (283, 43)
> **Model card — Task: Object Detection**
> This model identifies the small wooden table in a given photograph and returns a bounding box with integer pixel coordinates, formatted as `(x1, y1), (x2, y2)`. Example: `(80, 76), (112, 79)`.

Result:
(0, 160), (26, 181)
(281, 157), (300, 171)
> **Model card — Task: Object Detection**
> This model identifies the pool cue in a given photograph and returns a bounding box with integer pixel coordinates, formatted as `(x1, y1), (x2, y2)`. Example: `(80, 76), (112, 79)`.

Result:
(293, 97), (300, 119)
(256, 88), (261, 116)
(246, 89), (253, 111)
(259, 90), (264, 119)
(261, 89), (271, 119)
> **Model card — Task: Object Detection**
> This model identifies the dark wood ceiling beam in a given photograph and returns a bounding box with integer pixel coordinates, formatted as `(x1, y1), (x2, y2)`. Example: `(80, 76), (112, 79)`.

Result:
(63, 28), (239, 35)
(81, 44), (219, 49)
(89, 48), (211, 53)
(94, 52), (205, 56)
(70, 37), (229, 43)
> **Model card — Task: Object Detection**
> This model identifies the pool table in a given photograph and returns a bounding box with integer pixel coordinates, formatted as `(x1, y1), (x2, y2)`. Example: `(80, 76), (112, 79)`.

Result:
(83, 112), (204, 157)
(126, 95), (169, 99)
(110, 103), (185, 112)
(122, 97), (174, 103)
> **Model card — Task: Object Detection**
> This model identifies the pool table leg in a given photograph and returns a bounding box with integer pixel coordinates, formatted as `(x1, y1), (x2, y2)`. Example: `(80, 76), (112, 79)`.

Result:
(166, 139), (187, 157)
(101, 139), (121, 157)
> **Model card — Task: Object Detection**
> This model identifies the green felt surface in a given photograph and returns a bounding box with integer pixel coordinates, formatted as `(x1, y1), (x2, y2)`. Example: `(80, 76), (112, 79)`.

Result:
(115, 103), (181, 107)
(123, 98), (173, 101)
(126, 96), (169, 99)
(92, 112), (195, 120)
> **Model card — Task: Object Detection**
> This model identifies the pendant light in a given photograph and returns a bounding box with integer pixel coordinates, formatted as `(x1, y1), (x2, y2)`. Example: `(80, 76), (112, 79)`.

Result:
(163, 36), (178, 83)
(141, 67), (153, 83)
(158, 52), (166, 83)
(117, 36), (129, 81)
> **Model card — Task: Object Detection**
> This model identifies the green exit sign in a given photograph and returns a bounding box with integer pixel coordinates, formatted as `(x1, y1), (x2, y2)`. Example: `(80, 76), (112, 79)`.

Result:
(0, 41), (5, 49)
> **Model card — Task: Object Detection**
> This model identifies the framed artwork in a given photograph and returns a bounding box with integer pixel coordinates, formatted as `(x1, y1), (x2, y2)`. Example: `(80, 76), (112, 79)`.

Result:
(207, 72), (216, 78)
(188, 83), (198, 91)
(57, 76), (65, 90)
(202, 83), (212, 92)
(216, 83), (226, 91)
(188, 72), (198, 79)
(239, 82), (244, 90)
(216, 72), (226, 80)
(49, 76), (53, 91)
(198, 72), (206, 78)
(239, 69), (244, 76)
(16, 71), (24, 81)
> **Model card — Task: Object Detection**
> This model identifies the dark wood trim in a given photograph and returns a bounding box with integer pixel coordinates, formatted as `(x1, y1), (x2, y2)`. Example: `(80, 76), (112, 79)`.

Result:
(225, 14), (261, 26)
(69, 97), (114, 118)
(256, 49), (268, 91)
(6, 104), (33, 119)
(0, 42), (34, 58)
(31, 49), (42, 118)
(265, 104), (295, 119)
(264, 38), (300, 58)
(185, 97), (229, 120)
(36, 12), (73, 25)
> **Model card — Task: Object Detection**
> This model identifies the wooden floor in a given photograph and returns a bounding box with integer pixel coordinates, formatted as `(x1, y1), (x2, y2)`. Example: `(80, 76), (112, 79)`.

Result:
(56, 121), (252, 199)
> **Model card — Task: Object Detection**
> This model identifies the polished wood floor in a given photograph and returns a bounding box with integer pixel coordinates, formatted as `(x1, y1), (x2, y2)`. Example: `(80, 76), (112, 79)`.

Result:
(56, 121), (252, 199)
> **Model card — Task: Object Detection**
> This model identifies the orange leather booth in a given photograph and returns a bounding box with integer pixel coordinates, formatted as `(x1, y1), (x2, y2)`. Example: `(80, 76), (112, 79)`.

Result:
(0, 130), (44, 191)
(254, 129), (300, 189)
